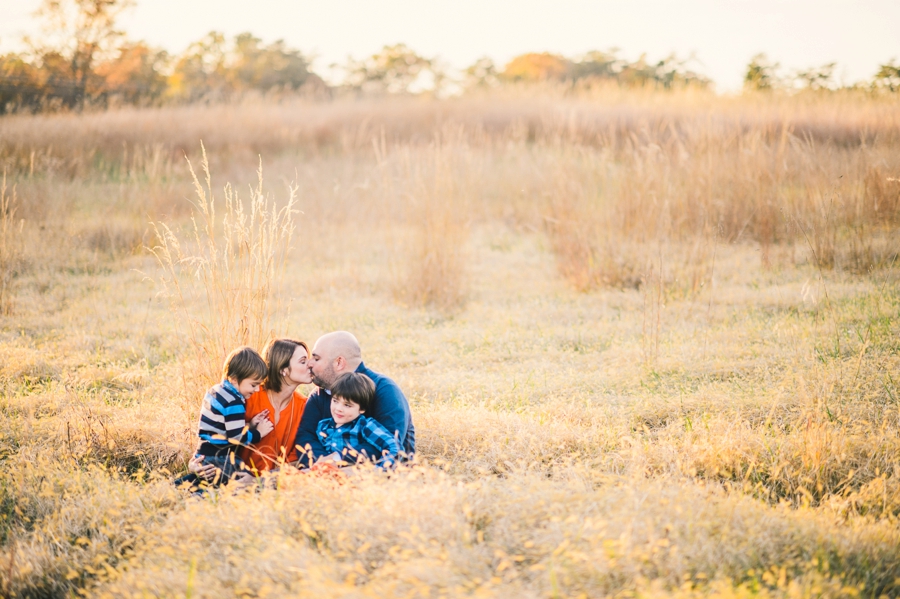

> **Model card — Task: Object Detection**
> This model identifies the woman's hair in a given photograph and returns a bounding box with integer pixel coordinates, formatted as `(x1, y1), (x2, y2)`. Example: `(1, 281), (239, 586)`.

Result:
(262, 338), (309, 393)
(331, 372), (376, 412)
(222, 346), (267, 382)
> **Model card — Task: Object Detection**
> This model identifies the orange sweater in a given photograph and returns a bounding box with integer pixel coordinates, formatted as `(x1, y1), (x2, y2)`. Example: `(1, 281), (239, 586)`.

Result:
(238, 387), (307, 473)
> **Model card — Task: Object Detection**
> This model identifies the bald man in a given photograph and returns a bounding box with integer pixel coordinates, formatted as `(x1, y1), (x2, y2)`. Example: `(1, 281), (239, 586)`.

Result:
(294, 331), (415, 466)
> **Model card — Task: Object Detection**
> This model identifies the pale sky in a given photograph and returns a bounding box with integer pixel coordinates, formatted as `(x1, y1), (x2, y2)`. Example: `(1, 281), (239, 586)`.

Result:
(1, 0), (898, 91)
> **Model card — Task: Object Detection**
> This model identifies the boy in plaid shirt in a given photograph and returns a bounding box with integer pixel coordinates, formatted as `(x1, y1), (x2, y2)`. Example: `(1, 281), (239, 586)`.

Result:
(315, 372), (400, 468)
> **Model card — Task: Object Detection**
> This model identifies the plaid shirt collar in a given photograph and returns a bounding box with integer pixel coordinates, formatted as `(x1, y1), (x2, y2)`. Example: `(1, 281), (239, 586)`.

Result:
(319, 414), (362, 433)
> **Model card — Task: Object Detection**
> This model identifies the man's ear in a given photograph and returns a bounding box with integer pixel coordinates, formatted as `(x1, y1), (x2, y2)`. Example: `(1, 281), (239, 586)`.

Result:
(334, 356), (346, 371)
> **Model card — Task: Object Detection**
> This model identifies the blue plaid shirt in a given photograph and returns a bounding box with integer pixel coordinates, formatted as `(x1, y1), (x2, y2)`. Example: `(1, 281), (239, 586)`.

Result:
(315, 415), (400, 467)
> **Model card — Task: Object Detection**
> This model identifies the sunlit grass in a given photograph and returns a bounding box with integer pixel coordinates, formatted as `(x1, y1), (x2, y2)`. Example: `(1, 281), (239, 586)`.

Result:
(0, 88), (898, 597)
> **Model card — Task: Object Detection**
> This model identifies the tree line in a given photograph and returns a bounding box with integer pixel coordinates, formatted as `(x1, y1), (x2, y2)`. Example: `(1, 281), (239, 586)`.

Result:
(0, 0), (321, 113)
(743, 53), (900, 92)
(1, 0), (898, 114)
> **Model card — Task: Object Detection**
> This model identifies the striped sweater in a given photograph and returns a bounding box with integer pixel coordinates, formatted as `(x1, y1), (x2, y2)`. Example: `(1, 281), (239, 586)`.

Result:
(196, 380), (261, 457)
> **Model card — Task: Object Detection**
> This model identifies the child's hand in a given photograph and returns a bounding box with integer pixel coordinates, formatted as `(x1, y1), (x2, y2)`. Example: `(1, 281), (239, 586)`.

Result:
(249, 410), (270, 428)
(188, 455), (219, 482)
(256, 418), (274, 438)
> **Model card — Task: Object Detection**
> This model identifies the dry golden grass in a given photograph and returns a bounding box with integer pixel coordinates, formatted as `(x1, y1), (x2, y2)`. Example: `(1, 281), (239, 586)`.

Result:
(0, 88), (898, 597)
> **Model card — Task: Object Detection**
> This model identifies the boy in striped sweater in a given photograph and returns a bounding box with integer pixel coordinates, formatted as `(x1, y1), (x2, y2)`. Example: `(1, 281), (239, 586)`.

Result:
(195, 346), (273, 485)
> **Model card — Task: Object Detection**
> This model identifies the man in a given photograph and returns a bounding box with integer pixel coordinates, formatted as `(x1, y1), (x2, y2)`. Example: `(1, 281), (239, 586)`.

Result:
(295, 331), (415, 466)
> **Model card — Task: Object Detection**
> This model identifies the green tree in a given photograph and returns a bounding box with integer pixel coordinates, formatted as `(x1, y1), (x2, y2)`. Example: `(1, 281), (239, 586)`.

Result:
(229, 33), (311, 92)
(744, 53), (780, 91)
(872, 59), (900, 92)
(630, 53), (708, 88)
(463, 57), (499, 89)
(0, 53), (42, 112)
(32, 50), (81, 108)
(493, 50), (708, 89)
(168, 32), (314, 100)
(167, 31), (228, 101)
(570, 50), (624, 81)
(345, 44), (434, 94)
(794, 62), (836, 90)
(93, 42), (168, 104)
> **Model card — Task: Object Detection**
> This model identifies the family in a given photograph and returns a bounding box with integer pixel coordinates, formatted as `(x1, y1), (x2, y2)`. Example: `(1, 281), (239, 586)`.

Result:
(182, 330), (415, 488)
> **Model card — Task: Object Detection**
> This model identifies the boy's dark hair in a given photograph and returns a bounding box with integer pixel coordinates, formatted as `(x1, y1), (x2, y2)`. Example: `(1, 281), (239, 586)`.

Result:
(262, 338), (309, 393)
(331, 372), (376, 412)
(222, 346), (267, 382)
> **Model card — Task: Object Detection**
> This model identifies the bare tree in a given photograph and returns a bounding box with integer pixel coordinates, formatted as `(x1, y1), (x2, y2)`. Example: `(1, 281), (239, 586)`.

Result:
(28, 0), (135, 108)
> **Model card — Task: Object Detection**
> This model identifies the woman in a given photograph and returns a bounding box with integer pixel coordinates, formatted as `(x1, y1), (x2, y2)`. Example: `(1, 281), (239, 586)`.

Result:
(239, 338), (311, 472)
(190, 337), (311, 480)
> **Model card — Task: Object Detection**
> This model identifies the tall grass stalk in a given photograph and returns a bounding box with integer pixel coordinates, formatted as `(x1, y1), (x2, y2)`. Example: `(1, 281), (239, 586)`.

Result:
(0, 172), (24, 315)
(149, 144), (298, 427)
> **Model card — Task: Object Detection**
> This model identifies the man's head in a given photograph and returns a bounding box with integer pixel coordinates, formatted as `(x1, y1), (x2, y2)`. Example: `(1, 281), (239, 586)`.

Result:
(329, 372), (375, 425)
(308, 331), (362, 390)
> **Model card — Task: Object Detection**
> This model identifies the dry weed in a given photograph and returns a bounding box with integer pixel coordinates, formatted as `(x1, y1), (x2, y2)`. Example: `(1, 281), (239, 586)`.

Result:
(386, 138), (470, 311)
(0, 172), (24, 314)
(148, 144), (299, 429)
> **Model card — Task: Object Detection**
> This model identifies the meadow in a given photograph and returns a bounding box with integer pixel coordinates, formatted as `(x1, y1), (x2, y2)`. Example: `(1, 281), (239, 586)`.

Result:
(0, 85), (899, 598)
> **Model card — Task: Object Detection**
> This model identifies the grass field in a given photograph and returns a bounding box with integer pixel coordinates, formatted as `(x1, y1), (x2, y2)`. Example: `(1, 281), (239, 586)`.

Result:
(0, 87), (899, 598)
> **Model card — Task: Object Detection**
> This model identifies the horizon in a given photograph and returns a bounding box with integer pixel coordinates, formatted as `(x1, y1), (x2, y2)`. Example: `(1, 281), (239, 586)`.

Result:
(1, 0), (898, 92)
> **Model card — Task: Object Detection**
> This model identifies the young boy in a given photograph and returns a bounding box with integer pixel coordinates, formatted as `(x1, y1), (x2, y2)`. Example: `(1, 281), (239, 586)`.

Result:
(315, 372), (400, 468)
(195, 346), (273, 484)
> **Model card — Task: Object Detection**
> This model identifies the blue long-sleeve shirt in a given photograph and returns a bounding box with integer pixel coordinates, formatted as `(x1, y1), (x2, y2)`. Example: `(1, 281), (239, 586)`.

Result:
(295, 362), (415, 466)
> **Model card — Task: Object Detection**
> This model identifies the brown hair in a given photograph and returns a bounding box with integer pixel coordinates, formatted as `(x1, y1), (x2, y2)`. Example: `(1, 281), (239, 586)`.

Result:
(331, 372), (375, 412)
(222, 346), (267, 382)
(262, 338), (309, 393)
